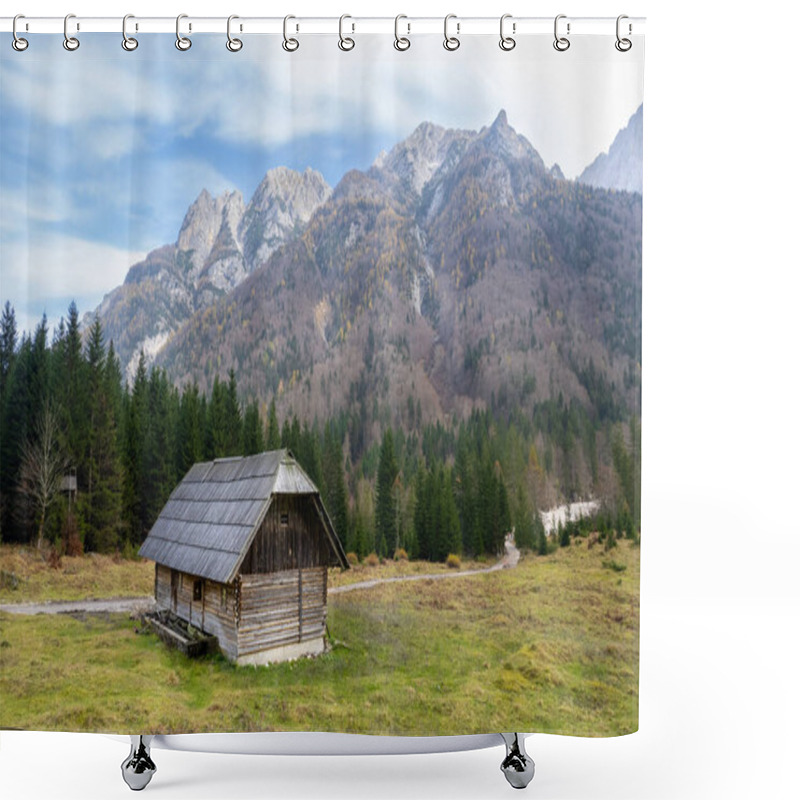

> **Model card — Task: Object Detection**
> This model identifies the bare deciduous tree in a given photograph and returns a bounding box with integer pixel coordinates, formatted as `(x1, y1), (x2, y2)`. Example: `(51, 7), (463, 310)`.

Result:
(18, 403), (69, 550)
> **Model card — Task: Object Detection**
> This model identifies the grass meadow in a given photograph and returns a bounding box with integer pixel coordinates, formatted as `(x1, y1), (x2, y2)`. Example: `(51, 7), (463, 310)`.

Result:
(0, 540), (638, 737)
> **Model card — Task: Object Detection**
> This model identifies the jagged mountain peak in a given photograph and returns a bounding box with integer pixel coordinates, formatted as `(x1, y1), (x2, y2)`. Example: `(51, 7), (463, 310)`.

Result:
(176, 188), (243, 268)
(372, 120), (474, 196)
(578, 104), (643, 193)
(239, 166), (331, 267)
(473, 110), (545, 168)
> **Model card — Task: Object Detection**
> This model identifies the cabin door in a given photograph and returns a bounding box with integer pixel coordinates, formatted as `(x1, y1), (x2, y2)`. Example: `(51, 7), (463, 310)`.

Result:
(171, 570), (179, 612)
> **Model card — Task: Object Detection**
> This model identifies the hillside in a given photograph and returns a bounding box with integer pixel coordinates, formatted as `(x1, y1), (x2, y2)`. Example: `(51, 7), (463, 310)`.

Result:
(157, 112), (641, 470)
(579, 104), (643, 193)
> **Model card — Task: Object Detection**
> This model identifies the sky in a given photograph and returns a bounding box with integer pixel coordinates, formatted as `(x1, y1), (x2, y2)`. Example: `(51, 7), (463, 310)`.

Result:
(0, 32), (644, 334)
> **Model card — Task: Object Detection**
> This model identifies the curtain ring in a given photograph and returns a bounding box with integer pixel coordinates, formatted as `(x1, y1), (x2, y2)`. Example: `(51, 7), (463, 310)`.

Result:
(338, 14), (355, 51)
(443, 14), (460, 51)
(12, 14), (29, 51)
(615, 14), (632, 52)
(226, 15), (243, 52)
(122, 14), (138, 51)
(176, 14), (192, 51)
(394, 14), (410, 51)
(63, 13), (80, 51)
(283, 15), (299, 52)
(499, 14), (516, 51)
(553, 14), (570, 52)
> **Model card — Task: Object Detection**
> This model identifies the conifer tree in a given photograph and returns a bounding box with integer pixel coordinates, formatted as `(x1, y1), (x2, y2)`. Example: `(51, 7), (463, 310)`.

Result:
(375, 429), (398, 558)
(266, 398), (281, 450)
(242, 400), (265, 455)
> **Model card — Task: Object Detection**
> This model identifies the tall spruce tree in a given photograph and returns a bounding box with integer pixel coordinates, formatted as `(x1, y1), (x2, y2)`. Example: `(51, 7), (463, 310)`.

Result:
(242, 400), (265, 455)
(266, 399), (281, 449)
(375, 429), (398, 558)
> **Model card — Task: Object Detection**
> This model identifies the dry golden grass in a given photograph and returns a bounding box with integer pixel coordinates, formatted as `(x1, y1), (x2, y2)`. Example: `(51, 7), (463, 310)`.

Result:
(0, 546), (153, 603)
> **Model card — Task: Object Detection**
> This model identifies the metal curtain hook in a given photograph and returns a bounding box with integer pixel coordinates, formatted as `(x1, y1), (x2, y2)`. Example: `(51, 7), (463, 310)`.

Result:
(553, 14), (570, 52)
(394, 14), (410, 51)
(227, 15), (243, 51)
(443, 13), (460, 51)
(122, 14), (138, 51)
(283, 15), (299, 52)
(12, 14), (29, 51)
(338, 14), (355, 51)
(63, 13), (80, 51)
(615, 14), (632, 52)
(176, 14), (192, 50)
(499, 14), (516, 51)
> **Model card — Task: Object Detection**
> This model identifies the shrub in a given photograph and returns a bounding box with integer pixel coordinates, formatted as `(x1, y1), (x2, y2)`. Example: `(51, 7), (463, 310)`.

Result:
(346, 552), (360, 566)
(446, 553), (461, 570)
(602, 559), (627, 573)
(365, 552), (380, 568)
(393, 548), (409, 562)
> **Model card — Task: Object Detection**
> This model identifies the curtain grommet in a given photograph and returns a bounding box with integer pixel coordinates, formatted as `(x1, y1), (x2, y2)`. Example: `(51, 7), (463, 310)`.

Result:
(615, 15), (632, 52)
(121, 14), (138, 51)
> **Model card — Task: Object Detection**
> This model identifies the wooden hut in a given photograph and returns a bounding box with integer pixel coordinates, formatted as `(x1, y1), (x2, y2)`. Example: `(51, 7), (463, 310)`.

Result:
(139, 450), (348, 665)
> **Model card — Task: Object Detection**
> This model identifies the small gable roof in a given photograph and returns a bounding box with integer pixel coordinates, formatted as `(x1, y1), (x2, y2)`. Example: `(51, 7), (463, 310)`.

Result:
(139, 450), (348, 583)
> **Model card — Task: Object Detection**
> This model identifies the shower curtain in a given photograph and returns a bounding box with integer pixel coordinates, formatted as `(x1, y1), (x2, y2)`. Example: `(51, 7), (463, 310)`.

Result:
(0, 19), (644, 739)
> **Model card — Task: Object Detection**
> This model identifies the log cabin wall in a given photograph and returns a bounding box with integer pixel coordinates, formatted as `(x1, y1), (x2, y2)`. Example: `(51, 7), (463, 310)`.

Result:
(237, 567), (327, 658)
(239, 494), (330, 575)
(154, 564), (239, 659)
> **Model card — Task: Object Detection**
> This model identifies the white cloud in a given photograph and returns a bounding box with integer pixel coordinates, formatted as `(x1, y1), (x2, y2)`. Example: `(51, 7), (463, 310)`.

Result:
(0, 233), (147, 332)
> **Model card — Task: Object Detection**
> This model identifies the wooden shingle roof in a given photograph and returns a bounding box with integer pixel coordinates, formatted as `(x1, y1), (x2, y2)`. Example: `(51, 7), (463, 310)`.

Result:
(139, 450), (348, 583)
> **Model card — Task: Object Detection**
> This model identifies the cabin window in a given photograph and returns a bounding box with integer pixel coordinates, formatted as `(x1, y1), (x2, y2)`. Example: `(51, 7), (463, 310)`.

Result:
(193, 579), (203, 602)
(280, 512), (289, 526)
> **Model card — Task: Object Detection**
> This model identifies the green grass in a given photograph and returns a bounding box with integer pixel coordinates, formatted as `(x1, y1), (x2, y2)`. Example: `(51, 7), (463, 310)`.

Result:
(0, 539), (638, 737)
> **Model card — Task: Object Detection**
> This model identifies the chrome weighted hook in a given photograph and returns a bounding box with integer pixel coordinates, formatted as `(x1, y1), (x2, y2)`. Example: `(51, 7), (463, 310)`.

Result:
(443, 14), (460, 51)
(12, 14), (29, 51)
(394, 14), (410, 51)
(499, 14), (516, 51)
(338, 14), (355, 51)
(63, 13), (80, 51)
(122, 14), (138, 51)
(553, 14), (570, 52)
(226, 15), (243, 51)
(176, 13), (191, 50)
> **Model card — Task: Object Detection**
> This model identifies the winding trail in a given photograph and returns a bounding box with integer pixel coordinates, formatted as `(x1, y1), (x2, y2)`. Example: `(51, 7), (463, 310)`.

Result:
(0, 537), (520, 616)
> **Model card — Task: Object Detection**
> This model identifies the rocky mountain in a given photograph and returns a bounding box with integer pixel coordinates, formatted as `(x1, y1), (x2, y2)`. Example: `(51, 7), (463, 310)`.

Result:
(90, 167), (331, 382)
(579, 104), (643, 193)
(156, 110), (642, 472)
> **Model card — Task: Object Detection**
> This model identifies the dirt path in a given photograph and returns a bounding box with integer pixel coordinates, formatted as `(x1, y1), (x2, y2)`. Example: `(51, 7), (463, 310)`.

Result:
(0, 596), (156, 616)
(329, 536), (519, 595)
(0, 538), (520, 615)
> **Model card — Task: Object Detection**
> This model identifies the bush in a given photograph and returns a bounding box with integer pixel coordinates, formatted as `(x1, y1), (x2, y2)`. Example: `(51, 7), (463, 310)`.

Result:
(63, 513), (83, 558)
(602, 559), (627, 573)
(346, 552), (360, 566)
(365, 552), (380, 568)
(393, 548), (409, 562)
(446, 553), (461, 570)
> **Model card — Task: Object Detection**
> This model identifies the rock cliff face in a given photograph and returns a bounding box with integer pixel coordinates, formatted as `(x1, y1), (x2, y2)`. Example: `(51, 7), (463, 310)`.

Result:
(579, 104), (643, 194)
(90, 168), (331, 382)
